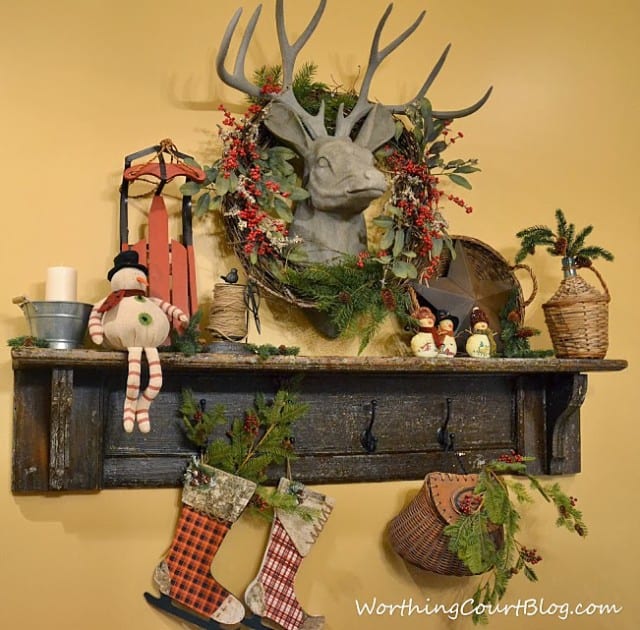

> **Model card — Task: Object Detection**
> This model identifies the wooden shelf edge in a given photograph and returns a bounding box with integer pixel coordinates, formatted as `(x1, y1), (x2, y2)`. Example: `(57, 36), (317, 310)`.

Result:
(11, 348), (628, 374)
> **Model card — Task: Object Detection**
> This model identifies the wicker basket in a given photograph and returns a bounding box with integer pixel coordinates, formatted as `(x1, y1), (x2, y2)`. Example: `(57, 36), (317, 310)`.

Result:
(542, 265), (610, 359)
(388, 472), (501, 576)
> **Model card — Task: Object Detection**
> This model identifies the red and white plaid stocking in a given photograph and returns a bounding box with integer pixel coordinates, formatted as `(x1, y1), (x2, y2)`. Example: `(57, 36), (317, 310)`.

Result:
(245, 479), (334, 630)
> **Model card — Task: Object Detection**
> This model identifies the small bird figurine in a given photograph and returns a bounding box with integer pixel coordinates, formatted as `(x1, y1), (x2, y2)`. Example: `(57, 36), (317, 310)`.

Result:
(89, 250), (188, 433)
(220, 268), (239, 284)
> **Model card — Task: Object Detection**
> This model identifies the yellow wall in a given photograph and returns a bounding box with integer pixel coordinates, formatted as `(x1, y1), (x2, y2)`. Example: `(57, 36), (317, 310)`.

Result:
(1, 1), (638, 628)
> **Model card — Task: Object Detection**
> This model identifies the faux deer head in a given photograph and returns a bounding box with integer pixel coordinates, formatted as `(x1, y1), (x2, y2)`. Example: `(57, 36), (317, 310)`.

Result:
(216, 0), (491, 263)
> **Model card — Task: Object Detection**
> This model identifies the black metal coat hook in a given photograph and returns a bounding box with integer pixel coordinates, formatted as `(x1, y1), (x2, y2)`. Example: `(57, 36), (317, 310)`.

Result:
(437, 397), (456, 451)
(361, 400), (378, 453)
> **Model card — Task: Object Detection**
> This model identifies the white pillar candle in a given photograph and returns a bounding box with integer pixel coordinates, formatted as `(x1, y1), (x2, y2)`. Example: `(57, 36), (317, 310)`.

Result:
(45, 266), (78, 302)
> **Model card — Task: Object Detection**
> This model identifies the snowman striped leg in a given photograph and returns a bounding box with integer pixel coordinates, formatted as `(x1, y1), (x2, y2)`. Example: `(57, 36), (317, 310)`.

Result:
(135, 347), (163, 433)
(124, 347), (143, 433)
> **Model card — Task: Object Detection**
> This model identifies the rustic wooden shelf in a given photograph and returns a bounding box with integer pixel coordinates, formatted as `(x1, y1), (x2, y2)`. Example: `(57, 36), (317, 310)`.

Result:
(11, 348), (627, 493)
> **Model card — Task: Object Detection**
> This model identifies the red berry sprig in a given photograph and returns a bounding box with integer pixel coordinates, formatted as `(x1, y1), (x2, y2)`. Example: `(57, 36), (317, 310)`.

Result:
(519, 546), (543, 565)
(458, 492), (483, 515)
(497, 450), (525, 464)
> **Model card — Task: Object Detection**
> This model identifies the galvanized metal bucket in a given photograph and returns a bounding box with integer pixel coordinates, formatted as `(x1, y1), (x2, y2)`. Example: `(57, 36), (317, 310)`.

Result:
(19, 301), (92, 349)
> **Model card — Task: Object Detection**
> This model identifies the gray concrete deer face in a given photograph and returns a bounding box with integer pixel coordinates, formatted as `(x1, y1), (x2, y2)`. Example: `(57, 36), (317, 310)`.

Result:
(216, 0), (491, 263)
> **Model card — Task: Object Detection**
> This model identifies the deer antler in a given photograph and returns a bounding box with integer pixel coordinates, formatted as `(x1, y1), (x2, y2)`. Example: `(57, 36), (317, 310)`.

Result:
(216, 0), (329, 141)
(386, 41), (493, 119)
(334, 4), (426, 138)
(216, 5), (263, 99)
(216, 1), (491, 138)
(335, 4), (492, 134)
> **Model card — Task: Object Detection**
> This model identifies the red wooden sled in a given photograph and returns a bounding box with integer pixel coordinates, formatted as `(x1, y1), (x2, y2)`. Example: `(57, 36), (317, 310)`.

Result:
(119, 140), (206, 318)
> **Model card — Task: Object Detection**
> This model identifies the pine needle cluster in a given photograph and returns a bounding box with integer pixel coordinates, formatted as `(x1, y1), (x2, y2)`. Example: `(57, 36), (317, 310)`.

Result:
(498, 289), (553, 358)
(284, 255), (412, 353)
(252, 62), (358, 135)
(444, 455), (587, 625)
(515, 209), (614, 266)
(160, 309), (205, 356)
(246, 343), (300, 360)
(180, 387), (314, 520)
(7, 335), (49, 348)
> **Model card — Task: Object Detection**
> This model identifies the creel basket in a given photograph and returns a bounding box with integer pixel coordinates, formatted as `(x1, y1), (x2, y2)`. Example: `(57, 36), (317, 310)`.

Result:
(388, 472), (501, 576)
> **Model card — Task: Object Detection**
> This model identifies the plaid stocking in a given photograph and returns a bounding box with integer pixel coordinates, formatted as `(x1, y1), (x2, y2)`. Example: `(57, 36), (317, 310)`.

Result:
(164, 506), (237, 618)
(153, 462), (256, 625)
(245, 479), (334, 630)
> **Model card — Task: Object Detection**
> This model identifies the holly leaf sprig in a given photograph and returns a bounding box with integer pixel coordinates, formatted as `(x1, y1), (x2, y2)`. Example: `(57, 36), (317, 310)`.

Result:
(444, 453), (587, 625)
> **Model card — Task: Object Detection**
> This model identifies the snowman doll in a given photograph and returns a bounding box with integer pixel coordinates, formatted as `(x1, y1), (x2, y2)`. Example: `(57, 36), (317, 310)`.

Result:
(410, 306), (439, 358)
(436, 310), (459, 357)
(88, 251), (188, 433)
(465, 306), (496, 358)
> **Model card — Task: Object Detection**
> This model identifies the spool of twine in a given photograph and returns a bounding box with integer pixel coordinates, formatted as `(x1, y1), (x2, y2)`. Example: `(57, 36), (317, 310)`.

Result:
(207, 283), (248, 341)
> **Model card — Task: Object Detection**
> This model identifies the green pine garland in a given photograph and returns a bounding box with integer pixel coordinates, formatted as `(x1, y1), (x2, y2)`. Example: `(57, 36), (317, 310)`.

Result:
(7, 335), (49, 348)
(444, 455), (587, 625)
(180, 386), (314, 521)
(284, 255), (413, 353)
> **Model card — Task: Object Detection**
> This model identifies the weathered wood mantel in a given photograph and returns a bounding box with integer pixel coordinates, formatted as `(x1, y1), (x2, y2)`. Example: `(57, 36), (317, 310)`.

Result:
(11, 348), (627, 493)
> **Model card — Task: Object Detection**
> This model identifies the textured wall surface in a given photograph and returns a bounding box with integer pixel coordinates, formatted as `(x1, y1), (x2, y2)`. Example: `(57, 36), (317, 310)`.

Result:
(1, 1), (638, 628)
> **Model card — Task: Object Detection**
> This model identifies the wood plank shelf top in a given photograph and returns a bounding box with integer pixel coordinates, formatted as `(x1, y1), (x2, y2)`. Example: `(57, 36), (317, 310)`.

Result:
(11, 347), (628, 373)
(11, 348), (627, 493)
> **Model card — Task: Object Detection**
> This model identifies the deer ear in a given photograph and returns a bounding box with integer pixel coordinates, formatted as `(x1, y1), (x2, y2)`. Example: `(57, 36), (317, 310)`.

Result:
(264, 102), (313, 158)
(353, 105), (396, 151)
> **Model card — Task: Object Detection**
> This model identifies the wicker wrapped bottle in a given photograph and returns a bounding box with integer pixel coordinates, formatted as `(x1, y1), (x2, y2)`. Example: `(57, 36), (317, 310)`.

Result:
(515, 209), (614, 360)
(542, 257), (610, 359)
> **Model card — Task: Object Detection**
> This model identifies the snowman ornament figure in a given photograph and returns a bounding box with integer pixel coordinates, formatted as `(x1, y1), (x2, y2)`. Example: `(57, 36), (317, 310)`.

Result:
(410, 306), (439, 358)
(89, 251), (189, 433)
(436, 310), (459, 357)
(465, 306), (496, 358)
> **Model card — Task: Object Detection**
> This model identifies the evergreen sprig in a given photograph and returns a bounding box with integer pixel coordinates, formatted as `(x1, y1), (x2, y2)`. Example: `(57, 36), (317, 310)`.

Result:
(515, 209), (614, 266)
(444, 455), (587, 625)
(180, 387), (311, 520)
(160, 309), (205, 355)
(246, 343), (300, 360)
(498, 289), (553, 358)
(7, 335), (49, 348)
(284, 255), (412, 353)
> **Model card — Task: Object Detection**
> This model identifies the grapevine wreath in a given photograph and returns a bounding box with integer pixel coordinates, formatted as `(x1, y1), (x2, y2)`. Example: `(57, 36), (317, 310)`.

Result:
(184, 65), (484, 351)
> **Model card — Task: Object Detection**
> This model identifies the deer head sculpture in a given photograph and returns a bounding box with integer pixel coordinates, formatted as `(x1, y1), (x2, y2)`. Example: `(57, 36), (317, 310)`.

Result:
(216, 0), (491, 263)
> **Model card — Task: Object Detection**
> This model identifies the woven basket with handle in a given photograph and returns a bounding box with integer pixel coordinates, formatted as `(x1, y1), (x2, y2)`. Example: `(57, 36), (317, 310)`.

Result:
(542, 265), (610, 359)
(388, 472), (502, 576)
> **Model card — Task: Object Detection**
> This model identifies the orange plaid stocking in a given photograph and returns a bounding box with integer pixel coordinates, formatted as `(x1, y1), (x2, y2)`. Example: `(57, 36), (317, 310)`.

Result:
(153, 463), (257, 626)
(165, 506), (235, 618)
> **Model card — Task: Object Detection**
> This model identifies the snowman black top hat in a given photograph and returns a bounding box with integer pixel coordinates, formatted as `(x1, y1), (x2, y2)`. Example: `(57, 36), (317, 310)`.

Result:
(107, 250), (148, 281)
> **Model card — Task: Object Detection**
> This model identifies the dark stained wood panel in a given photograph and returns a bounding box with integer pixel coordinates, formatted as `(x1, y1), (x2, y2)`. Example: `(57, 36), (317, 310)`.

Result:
(10, 349), (627, 492)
